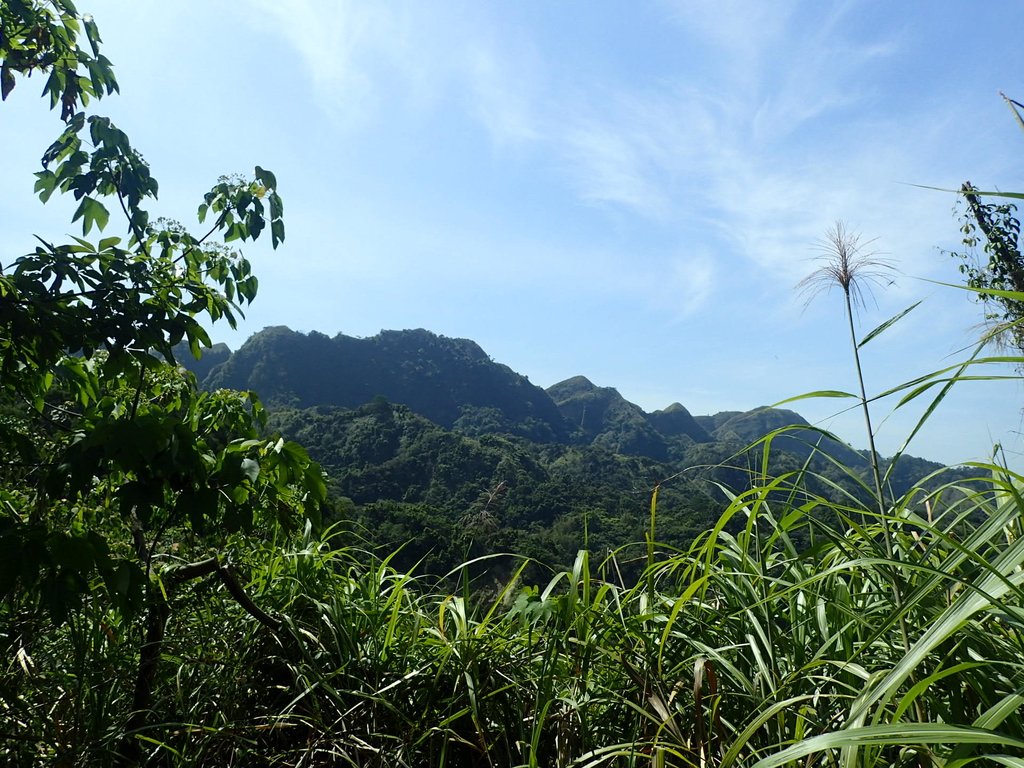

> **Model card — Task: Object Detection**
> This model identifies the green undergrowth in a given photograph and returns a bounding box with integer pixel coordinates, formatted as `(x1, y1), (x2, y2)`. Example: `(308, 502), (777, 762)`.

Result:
(5, 449), (1024, 767)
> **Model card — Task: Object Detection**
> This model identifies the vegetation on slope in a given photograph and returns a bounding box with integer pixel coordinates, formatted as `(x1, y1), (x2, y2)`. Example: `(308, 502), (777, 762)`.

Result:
(181, 328), (975, 580)
(204, 326), (571, 442)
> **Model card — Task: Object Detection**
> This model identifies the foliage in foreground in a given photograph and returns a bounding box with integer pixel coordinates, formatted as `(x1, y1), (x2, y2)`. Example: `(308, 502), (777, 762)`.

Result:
(1, 2), (324, 763)
(5, 447), (1024, 767)
(951, 93), (1024, 352)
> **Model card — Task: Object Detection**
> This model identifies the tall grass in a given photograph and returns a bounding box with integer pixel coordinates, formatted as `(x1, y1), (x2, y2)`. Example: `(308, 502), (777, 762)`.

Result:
(5, 459), (1024, 765)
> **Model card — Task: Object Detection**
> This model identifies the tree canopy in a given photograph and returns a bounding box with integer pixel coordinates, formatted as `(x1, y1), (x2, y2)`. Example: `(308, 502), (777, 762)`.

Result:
(1, 3), (324, 760)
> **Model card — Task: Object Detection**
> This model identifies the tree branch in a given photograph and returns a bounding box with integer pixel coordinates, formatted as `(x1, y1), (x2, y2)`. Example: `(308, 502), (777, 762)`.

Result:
(217, 563), (282, 633)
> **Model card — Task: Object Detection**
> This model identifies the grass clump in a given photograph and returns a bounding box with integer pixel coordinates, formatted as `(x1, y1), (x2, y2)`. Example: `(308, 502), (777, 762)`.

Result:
(6, 453), (1024, 766)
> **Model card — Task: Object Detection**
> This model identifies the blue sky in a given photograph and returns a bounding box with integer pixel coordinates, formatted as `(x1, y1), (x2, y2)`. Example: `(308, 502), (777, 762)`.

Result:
(3, 0), (1024, 467)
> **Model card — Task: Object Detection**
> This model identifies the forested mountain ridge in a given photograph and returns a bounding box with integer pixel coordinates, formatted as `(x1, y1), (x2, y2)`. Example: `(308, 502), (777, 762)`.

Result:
(195, 326), (874, 461)
(194, 325), (953, 574)
(698, 406), (867, 468)
(192, 326), (958, 474)
(204, 326), (570, 442)
(267, 399), (720, 577)
(187, 327), (963, 509)
(547, 375), (678, 461)
(180, 326), (986, 579)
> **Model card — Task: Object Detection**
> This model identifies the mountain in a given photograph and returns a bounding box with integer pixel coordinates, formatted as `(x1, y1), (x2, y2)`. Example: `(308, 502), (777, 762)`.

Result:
(181, 325), (968, 577)
(174, 341), (230, 383)
(546, 376), (671, 460)
(267, 399), (720, 579)
(203, 327), (570, 442)
(190, 326), (955, 490)
(648, 403), (712, 444)
(706, 406), (866, 468)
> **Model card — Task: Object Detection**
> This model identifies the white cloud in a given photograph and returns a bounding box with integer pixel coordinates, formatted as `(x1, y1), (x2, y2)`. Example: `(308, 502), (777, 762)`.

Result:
(660, 0), (800, 77)
(246, 0), (404, 124)
(665, 253), (716, 318)
(561, 119), (673, 218)
(245, 0), (544, 145)
(526, 5), (966, 305)
(464, 40), (543, 146)
(241, 0), (1019, 338)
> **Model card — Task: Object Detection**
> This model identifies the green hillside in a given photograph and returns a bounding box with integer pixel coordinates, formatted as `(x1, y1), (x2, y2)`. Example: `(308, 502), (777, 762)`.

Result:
(179, 327), (967, 577)
(204, 327), (570, 442)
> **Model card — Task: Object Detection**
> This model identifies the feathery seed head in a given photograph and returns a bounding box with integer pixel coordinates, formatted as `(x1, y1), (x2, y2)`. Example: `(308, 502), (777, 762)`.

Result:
(797, 221), (896, 310)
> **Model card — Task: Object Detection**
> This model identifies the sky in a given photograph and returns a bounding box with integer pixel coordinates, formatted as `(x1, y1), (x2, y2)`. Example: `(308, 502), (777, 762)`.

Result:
(3, 0), (1024, 468)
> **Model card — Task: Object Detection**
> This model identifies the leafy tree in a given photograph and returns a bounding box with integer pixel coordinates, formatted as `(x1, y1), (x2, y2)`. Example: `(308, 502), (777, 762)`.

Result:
(951, 93), (1024, 351)
(0, 2), (323, 761)
(0, 0), (117, 115)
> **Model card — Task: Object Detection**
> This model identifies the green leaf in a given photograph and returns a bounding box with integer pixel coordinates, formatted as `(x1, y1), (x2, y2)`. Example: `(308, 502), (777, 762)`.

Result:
(910, 182), (1024, 202)
(71, 196), (109, 235)
(254, 165), (277, 189)
(858, 300), (922, 348)
(772, 390), (857, 407)
(33, 171), (58, 203)
(224, 221), (245, 242)
(240, 458), (260, 483)
(0, 64), (14, 101)
(238, 275), (258, 302)
(927, 278), (1024, 303)
(751, 724), (1024, 768)
(175, 487), (218, 535)
(228, 439), (265, 453)
(246, 209), (265, 239)
(83, 17), (103, 57)
(103, 560), (145, 616)
(1002, 91), (1024, 134)
(187, 326), (212, 359)
(47, 533), (95, 573)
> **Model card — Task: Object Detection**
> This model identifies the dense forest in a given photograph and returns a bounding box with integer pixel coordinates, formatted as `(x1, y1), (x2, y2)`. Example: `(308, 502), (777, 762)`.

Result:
(4, 4), (1024, 767)
(179, 326), (970, 581)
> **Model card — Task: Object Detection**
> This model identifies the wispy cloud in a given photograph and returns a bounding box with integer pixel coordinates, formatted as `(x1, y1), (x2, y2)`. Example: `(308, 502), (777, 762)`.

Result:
(527, 2), (967, 296)
(246, 0), (543, 143)
(660, 0), (800, 80)
(243, 0), (1009, 318)
(662, 252), (716, 319)
(246, 0), (405, 124)
(464, 41), (542, 145)
(561, 118), (673, 218)
(546, 8), (890, 200)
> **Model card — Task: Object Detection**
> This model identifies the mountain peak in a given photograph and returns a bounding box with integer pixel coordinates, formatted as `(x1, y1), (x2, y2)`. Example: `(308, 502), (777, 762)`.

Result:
(546, 375), (597, 399)
(372, 328), (490, 363)
(649, 402), (711, 443)
(202, 327), (569, 441)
